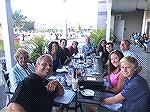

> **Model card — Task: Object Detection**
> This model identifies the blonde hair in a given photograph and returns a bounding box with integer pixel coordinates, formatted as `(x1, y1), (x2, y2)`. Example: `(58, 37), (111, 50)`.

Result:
(36, 54), (53, 64)
(14, 48), (29, 62)
(120, 56), (138, 69)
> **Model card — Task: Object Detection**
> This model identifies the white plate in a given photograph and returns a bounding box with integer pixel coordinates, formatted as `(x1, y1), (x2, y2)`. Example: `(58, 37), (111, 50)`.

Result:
(91, 72), (99, 75)
(80, 89), (95, 97)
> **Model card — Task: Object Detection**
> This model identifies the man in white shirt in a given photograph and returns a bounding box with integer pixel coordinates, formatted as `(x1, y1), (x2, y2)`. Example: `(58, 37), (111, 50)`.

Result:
(120, 39), (142, 73)
(120, 39), (138, 58)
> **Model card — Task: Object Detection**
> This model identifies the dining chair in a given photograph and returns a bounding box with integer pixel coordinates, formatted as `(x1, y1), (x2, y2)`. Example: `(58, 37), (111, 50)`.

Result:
(2, 70), (14, 102)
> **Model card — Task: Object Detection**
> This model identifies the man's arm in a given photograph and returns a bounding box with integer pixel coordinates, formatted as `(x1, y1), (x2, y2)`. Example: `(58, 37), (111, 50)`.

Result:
(101, 93), (125, 105)
(56, 81), (65, 96)
(7, 103), (26, 112)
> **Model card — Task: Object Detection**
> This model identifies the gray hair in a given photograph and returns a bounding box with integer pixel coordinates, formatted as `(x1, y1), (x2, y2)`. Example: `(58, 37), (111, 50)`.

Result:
(14, 48), (29, 62)
(121, 39), (131, 46)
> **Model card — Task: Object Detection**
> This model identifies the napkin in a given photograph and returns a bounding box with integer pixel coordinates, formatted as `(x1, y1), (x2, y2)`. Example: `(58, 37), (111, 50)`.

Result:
(56, 66), (68, 73)
(101, 103), (122, 111)
(54, 90), (76, 104)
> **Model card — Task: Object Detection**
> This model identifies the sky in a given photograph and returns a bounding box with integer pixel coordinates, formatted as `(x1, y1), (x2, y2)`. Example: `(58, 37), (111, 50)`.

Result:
(11, 0), (98, 29)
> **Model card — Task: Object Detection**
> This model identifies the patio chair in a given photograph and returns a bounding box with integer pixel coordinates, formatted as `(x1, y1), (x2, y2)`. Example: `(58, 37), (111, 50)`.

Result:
(2, 70), (14, 103)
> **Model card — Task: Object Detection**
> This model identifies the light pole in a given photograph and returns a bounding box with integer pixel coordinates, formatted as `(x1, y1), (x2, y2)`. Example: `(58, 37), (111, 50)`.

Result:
(63, 0), (68, 39)
(65, 16), (68, 39)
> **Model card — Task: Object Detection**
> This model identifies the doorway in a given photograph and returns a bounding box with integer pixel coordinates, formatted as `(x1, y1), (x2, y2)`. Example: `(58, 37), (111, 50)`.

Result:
(114, 20), (125, 41)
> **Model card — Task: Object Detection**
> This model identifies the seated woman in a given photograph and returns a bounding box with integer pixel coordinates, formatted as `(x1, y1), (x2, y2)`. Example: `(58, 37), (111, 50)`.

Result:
(104, 50), (125, 94)
(84, 50), (125, 112)
(48, 41), (61, 72)
(102, 56), (150, 112)
(96, 40), (109, 70)
(9, 48), (35, 93)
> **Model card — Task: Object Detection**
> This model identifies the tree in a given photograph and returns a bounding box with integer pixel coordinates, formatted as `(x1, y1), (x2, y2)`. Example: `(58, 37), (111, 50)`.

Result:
(12, 10), (35, 32)
(12, 10), (27, 32)
(23, 20), (35, 32)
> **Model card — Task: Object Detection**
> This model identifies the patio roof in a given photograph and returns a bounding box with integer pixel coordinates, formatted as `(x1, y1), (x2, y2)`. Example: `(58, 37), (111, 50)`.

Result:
(111, 0), (150, 12)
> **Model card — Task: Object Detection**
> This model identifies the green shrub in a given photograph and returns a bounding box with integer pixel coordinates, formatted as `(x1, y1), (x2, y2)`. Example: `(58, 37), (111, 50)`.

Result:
(14, 39), (20, 50)
(29, 36), (49, 64)
(90, 28), (106, 46)
(0, 39), (3, 52)
(19, 35), (50, 64)
(90, 28), (116, 45)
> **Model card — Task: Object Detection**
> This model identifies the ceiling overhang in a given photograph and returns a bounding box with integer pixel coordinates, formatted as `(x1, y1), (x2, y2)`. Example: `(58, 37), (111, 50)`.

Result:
(112, 0), (150, 12)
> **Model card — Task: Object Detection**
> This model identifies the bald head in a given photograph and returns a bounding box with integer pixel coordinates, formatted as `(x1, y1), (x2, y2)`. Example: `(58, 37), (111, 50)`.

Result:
(36, 54), (53, 64)
(35, 54), (53, 78)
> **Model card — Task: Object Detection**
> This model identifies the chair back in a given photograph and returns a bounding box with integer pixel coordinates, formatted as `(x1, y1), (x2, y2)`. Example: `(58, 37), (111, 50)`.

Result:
(3, 71), (10, 88)
(2, 70), (13, 103)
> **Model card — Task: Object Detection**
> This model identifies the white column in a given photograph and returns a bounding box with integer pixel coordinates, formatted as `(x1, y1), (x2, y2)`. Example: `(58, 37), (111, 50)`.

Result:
(106, 0), (112, 42)
(141, 11), (147, 35)
(0, 0), (16, 72)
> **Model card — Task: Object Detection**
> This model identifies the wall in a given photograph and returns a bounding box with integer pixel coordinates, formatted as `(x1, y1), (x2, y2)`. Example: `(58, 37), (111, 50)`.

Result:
(112, 10), (144, 39)
(146, 9), (150, 19)
(146, 10), (150, 37)
(97, 0), (107, 29)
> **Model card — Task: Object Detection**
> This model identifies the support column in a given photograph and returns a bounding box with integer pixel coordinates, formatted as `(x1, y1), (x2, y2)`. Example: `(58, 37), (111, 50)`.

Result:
(106, 0), (112, 42)
(141, 11), (147, 35)
(1, 0), (15, 72)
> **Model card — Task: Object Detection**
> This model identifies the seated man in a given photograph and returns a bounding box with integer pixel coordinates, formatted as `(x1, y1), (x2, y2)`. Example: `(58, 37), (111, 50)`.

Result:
(120, 39), (142, 73)
(102, 56), (150, 112)
(105, 42), (114, 54)
(68, 41), (79, 56)
(59, 39), (71, 65)
(133, 32), (142, 46)
(82, 36), (96, 56)
(7, 54), (64, 112)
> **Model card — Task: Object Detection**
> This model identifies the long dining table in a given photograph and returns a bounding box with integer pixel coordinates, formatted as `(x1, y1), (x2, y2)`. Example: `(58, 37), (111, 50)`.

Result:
(47, 54), (122, 112)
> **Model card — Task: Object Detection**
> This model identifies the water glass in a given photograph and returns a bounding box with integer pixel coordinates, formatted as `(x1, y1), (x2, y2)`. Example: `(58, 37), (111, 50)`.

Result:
(72, 78), (78, 91)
